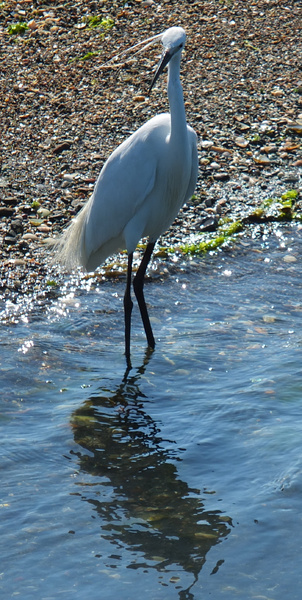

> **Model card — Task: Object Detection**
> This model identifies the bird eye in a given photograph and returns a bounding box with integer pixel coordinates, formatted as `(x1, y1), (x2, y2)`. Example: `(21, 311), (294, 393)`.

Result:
(179, 43), (183, 49)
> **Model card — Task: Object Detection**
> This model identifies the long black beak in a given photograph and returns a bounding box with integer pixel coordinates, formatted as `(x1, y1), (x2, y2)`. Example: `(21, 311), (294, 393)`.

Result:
(149, 49), (172, 93)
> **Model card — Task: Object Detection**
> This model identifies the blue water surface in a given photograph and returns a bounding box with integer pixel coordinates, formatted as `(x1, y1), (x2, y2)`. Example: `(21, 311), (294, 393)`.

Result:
(1, 226), (302, 600)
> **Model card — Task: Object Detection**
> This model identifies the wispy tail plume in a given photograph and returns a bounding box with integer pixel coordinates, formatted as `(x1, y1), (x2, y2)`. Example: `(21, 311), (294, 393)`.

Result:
(53, 201), (90, 271)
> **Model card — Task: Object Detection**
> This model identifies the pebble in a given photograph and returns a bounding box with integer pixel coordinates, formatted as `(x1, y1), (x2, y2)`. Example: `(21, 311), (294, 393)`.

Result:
(53, 141), (72, 155)
(9, 258), (27, 266)
(199, 216), (219, 232)
(11, 219), (23, 233)
(261, 145), (278, 154)
(4, 235), (17, 244)
(234, 136), (249, 148)
(37, 208), (51, 218)
(283, 254), (297, 263)
(271, 88), (284, 96)
(280, 142), (300, 152)
(214, 171), (230, 181)
(286, 121), (302, 135)
(133, 95), (146, 103)
(22, 233), (39, 241)
(27, 19), (38, 30)
(0, 206), (15, 217)
(2, 197), (18, 205)
(29, 219), (44, 227)
(200, 140), (213, 149)
(254, 155), (271, 165)
(38, 225), (51, 232)
(282, 173), (299, 183)
(265, 170), (280, 178)
(212, 146), (232, 154)
(62, 173), (78, 182)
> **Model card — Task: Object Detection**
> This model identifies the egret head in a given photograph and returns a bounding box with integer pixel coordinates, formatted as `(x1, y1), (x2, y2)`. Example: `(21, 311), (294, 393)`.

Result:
(100, 26), (186, 92)
(161, 26), (186, 53)
(150, 27), (186, 92)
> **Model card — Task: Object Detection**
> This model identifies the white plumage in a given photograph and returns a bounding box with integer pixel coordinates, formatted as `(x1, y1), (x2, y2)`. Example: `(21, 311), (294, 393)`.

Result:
(56, 26), (198, 365)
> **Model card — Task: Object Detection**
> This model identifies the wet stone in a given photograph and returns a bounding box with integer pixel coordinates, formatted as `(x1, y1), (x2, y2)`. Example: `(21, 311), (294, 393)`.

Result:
(7, 229), (18, 238)
(0, 206), (15, 217)
(37, 208), (51, 218)
(200, 140), (213, 149)
(53, 141), (73, 155)
(47, 211), (67, 221)
(62, 174), (78, 182)
(234, 136), (249, 149)
(11, 219), (24, 234)
(282, 173), (300, 183)
(199, 216), (219, 232)
(2, 197), (18, 206)
(22, 233), (39, 241)
(213, 171), (230, 181)
(4, 235), (17, 244)
(204, 197), (216, 207)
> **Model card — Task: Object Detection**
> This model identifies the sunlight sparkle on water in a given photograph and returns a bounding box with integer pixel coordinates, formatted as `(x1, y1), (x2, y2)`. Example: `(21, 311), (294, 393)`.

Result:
(18, 339), (34, 354)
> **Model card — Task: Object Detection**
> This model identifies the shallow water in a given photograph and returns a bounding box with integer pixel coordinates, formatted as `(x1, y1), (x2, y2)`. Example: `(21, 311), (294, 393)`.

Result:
(1, 226), (302, 600)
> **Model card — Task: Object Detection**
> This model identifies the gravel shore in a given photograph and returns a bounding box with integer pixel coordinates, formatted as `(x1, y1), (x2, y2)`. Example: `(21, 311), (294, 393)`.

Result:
(1, 0), (301, 307)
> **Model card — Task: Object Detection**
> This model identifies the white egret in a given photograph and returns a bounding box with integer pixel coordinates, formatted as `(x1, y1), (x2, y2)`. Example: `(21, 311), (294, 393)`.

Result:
(56, 26), (198, 363)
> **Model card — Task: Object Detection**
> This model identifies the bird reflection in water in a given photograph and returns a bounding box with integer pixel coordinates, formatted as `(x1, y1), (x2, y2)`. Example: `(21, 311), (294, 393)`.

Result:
(70, 352), (232, 598)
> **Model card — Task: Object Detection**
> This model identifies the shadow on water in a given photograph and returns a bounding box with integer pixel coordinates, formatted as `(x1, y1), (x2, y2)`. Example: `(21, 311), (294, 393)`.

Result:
(70, 350), (232, 598)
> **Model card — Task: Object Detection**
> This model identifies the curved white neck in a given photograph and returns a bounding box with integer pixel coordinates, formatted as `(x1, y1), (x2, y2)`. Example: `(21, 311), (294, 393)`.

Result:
(167, 53), (188, 146)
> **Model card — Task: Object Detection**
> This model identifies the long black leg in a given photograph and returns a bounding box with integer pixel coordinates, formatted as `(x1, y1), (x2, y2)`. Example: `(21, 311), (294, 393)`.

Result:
(133, 241), (156, 350)
(124, 252), (134, 366)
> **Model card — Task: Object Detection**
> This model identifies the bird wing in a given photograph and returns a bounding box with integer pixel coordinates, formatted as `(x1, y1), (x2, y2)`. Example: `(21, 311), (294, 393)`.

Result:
(83, 125), (160, 266)
(57, 116), (196, 272)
